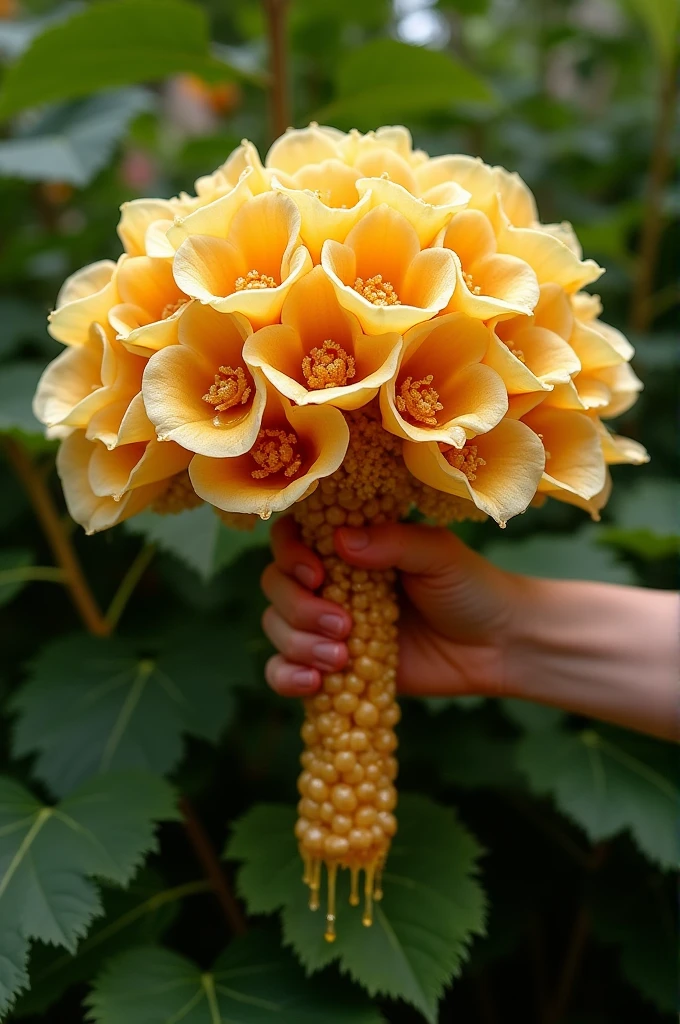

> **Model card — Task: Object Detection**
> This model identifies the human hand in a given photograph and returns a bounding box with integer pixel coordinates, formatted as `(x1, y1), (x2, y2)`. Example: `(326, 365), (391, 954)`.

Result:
(261, 516), (519, 699)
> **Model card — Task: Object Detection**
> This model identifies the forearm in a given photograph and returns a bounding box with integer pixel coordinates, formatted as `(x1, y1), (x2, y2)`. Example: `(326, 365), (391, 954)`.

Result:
(505, 577), (679, 741)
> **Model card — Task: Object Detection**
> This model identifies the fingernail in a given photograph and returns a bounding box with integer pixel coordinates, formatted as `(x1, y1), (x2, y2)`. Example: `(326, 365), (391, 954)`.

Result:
(313, 641), (343, 667)
(291, 668), (317, 689)
(339, 528), (369, 552)
(295, 563), (317, 588)
(319, 613), (346, 637)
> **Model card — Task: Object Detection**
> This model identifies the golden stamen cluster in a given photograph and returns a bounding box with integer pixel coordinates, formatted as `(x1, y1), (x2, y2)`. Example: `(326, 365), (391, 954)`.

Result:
(202, 365), (252, 412)
(302, 340), (356, 390)
(251, 428), (302, 480)
(235, 269), (277, 290)
(395, 374), (443, 425)
(353, 274), (401, 306)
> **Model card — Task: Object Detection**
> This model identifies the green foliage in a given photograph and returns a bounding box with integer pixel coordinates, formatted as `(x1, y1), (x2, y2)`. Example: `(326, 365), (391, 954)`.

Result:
(616, 0), (679, 69)
(227, 796), (486, 1023)
(314, 39), (494, 128)
(0, 0), (248, 120)
(0, 90), (152, 186)
(0, 549), (33, 607)
(14, 868), (183, 1017)
(517, 725), (679, 869)
(484, 526), (637, 583)
(0, 363), (45, 436)
(0, 772), (178, 1014)
(11, 628), (243, 796)
(125, 504), (271, 580)
(601, 478), (680, 559)
(87, 930), (385, 1024)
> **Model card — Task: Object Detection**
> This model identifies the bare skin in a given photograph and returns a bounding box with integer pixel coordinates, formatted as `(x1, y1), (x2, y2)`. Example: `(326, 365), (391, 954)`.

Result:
(261, 518), (679, 742)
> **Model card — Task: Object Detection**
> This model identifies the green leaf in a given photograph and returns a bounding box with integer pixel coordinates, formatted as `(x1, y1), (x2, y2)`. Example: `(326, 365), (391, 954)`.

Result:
(516, 725), (679, 869)
(0, 298), (51, 358)
(440, 719), (523, 790)
(313, 39), (494, 129)
(14, 868), (185, 1017)
(484, 526), (637, 584)
(0, 89), (152, 187)
(500, 699), (565, 732)
(616, 0), (679, 70)
(86, 930), (385, 1024)
(438, 0), (490, 13)
(591, 872), (677, 1013)
(11, 627), (240, 796)
(125, 504), (271, 581)
(227, 795), (487, 1023)
(0, 0), (244, 120)
(0, 362), (45, 437)
(0, 772), (178, 1015)
(601, 478), (680, 559)
(0, 549), (33, 607)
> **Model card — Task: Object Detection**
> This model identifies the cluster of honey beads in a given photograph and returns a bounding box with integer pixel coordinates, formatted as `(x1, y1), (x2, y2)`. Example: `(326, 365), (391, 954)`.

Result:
(293, 404), (415, 940)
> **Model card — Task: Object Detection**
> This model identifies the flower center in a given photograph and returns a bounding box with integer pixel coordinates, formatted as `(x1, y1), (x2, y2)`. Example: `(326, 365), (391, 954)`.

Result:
(444, 444), (486, 481)
(302, 340), (356, 390)
(462, 270), (482, 296)
(395, 375), (443, 426)
(353, 274), (400, 306)
(235, 269), (277, 291)
(251, 428), (302, 480)
(502, 339), (526, 363)
(202, 366), (252, 412)
(161, 298), (185, 319)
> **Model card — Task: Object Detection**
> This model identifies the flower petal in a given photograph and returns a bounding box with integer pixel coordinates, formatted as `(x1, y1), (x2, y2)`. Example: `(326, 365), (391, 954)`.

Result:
(488, 323), (581, 393)
(266, 124), (344, 174)
(143, 305), (265, 457)
(498, 225), (603, 293)
(273, 170), (371, 262)
(404, 417), (545, 524)
(48, 259), (119, 346)
(117, 199), (177, 256)
(190, 393), (349, 518)
(523, 407), (606, 500)
(356, 176), (469, 248)
(595, 420), (649, 465)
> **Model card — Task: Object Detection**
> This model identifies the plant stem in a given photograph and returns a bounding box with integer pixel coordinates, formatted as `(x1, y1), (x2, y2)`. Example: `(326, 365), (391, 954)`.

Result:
(0, 566), (66, 586)
(106, 543), (156, 631)
(179, 796), (247, 935)
(543, 843), (609, 1024)
(263, 0), (290, 139)
(630, 58), (678, 332)
(2, 437), (111, 637)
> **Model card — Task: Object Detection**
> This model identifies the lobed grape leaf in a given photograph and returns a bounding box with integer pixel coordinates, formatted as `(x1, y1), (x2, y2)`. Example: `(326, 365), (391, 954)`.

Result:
(0, 772), (178, 1015)
(86, 930), (385, 1024)
(13, 868), (183, 1017)
(125, 504), (271, 581)
(516, 725), (679, 869)
(226, 795), (487, 1023)
(11, 626), (241, 797)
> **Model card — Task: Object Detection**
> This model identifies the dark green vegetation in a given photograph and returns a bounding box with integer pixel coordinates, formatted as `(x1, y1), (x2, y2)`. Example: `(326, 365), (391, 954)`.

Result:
(0, 0), (677, 1021)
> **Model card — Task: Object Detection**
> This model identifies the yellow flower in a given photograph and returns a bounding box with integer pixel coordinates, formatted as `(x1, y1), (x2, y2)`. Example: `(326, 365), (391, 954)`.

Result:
(33, 323), (146, 448)
(189, 386), (349, 519)
(568, 317), (641, 415)
(440, 208), (540, 320)
(109, 254), (190, 356)
(57, 415), (191, 534)
(484, 282), (581, 394)
(266, 124), (347, 175)
(380, 312), (507, 448)
(403, 417), (546, 525)
(321, 203), (457, 335)
(173, 191), (312, 328)
(521, 406), (606, 503)
(243, 266), (402, 411)
(117, 197), (180, 257)
(142, 303), (267, 457)
(48, 260), (119, 346)
(596, 419), (649, 466)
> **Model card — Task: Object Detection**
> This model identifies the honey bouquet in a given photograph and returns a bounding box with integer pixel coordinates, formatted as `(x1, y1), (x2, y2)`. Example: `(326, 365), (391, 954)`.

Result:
(33, 123), (647, 942)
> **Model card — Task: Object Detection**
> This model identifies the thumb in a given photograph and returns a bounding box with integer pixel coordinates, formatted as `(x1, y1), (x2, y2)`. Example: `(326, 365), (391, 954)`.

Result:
(334, 522), (475, 578)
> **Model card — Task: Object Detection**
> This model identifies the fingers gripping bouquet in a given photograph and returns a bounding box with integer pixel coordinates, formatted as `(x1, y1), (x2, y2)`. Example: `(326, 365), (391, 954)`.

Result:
(34, 124), (648, 940)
